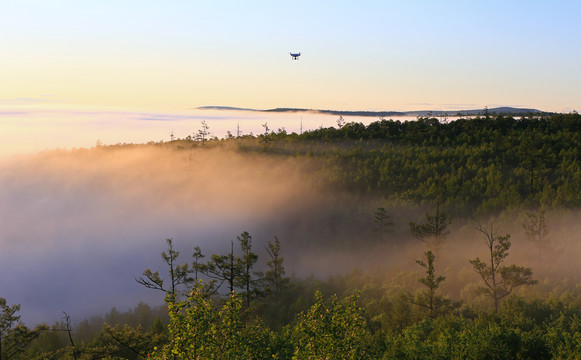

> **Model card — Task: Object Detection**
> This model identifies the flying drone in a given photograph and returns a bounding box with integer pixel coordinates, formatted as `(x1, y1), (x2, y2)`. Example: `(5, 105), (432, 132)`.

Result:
(290, 52), (301, 60)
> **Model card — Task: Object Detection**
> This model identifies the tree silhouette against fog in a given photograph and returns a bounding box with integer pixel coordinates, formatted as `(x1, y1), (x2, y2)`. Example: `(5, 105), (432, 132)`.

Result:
(196, 121), (210, 146)
(522, 208), (549, 268)
(235, 231), (260, 306)
(198, 240), (242, 294)
(469, 224), (537, 311)
(264, 236), (289, 301)
(136, 238), (190, 296)
(259, 122), (271, 150)
(409, 202), (451, 253)
(373, 206), (394, 242)
(410, 251), (457, 318)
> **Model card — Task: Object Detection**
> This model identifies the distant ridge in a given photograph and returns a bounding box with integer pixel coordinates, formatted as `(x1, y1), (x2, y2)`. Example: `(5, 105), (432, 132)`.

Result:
(407, 107), (546, 116)
(197, 105), (258, 111)
(196, 106), (547, 117)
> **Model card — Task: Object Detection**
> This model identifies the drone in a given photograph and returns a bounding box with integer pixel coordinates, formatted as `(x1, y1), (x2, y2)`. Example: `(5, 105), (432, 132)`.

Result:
(290, 52), (301, 60)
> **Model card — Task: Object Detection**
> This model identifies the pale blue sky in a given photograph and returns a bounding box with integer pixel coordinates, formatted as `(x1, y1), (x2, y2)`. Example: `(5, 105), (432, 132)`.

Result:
(1, 0), (580, 112)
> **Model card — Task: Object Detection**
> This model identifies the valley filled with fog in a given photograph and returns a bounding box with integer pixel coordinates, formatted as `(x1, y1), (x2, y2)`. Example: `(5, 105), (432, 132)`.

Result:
(3, 136), (581, 326)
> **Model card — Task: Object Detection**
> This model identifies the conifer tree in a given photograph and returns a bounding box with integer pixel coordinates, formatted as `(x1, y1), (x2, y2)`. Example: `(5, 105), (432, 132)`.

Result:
(236, 231), (259, 306)
(260, 122), (271, 150)
(200, 240), (241, 293)
(409, 202), (451, 252)
(136, 238), (190, 296)
(265, 236), (288, 300)
(196, 120), (210, 146)
(0, 298), (47, 360)
(410, 251), (456, 318)
(374, 207), (393, 241)
(469, 224), (537, 311)
(522, 208), (549, 265)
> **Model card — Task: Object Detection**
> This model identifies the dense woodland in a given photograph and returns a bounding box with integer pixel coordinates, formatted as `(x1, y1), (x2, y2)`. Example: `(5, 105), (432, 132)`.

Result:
(3, 112), (581, 359)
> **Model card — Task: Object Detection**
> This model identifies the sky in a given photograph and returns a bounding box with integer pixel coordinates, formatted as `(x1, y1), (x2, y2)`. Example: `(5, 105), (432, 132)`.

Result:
(1, 0), (580, 115)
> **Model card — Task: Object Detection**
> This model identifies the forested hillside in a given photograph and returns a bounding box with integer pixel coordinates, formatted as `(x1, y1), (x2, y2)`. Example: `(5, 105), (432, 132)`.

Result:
(5, 112), (581, 359)
(265, 112), (581, 216)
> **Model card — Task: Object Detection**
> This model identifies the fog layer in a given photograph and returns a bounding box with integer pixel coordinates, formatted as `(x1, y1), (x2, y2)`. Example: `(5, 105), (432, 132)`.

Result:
(0, 146), (318, 324)
(2, 145), (581, 325)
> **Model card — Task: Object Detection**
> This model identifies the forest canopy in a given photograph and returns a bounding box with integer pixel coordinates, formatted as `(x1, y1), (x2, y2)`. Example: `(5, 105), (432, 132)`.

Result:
(262, 112), (581, 216)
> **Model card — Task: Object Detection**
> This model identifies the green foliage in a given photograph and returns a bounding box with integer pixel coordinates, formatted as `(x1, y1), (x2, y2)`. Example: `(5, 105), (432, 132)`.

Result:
(235, 231), (260, 307)
(0, 297), (22, 359)
(195, 232), (261, 297)
(152, 281), (282, 360)
(272, 113), (581, 216)
(17, 237), (581, 359)
(290, 291), (370, 360)
(98, 323), (167, 358)
(411, 251), (458, 318)
(0, 298), (47, 360)
(383, 296), (581, 359)
(150, 284), (373, 360)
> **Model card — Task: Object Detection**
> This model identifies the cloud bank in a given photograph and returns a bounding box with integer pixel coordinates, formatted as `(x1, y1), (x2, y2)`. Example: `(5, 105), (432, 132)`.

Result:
(0, 146), (315, 324)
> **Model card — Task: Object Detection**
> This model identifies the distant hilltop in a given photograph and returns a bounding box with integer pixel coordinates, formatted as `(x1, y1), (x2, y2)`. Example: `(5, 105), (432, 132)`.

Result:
(197, 106), (548, 117)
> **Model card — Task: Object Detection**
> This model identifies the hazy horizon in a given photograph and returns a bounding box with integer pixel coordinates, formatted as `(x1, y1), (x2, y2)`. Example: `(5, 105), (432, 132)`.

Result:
(0, 107), (416, 156)
(0, 105), (558, 157)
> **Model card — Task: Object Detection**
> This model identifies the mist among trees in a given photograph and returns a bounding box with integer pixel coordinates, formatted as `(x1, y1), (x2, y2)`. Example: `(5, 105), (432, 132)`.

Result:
(3, 112), (581, 358)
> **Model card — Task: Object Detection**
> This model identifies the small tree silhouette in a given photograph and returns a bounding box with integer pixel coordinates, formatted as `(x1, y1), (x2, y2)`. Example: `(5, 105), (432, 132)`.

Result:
(469, 224), (537, 311)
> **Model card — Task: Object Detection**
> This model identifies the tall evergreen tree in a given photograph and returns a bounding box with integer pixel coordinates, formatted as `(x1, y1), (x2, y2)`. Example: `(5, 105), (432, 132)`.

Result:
(260, 122), (271, 150)
(264, 236), (288, 300)
(373, 207), (394, 241)
(522, 208), (549, 266)
(236, 231), (260, 306)
(196, 120), (210, 146)
(410, 251), (456, 318)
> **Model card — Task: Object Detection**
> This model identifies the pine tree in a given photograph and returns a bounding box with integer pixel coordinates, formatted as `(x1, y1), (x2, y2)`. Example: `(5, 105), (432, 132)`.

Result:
(469, 225), (537, 311)
(135, 238), (190, 296)
(264, 236), (288, 300)
(236, 231), (259, 306)
(0, 298), (47, 360)
(410, 251), (456, 318)
(522, 208), (549, 266)
(409, 202), (451, 252)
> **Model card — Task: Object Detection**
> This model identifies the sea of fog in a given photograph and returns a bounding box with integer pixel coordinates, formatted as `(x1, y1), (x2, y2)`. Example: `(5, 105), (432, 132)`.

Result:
(0, 144), (321, 325)
(0, 107), (424, 157)
(3, 107), (415, 325)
